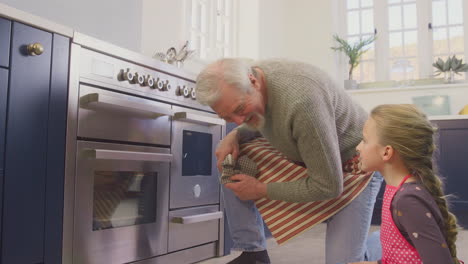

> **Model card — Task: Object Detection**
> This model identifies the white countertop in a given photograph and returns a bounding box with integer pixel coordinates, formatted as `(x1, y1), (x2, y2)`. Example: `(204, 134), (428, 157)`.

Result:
(348, 82), (468, 94)
(429, 115), (468, 120)
(0, 3), (73, 37)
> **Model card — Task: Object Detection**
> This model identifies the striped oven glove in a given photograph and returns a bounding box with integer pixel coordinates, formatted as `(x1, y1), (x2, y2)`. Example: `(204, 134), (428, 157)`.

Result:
(220, 154), (258, 184)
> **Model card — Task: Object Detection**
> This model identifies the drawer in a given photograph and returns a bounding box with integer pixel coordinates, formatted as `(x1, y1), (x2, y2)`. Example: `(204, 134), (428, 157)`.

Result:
(168, 205), (222, 252)
(0, 18), (11, 68)
(78, 85), (172, 146)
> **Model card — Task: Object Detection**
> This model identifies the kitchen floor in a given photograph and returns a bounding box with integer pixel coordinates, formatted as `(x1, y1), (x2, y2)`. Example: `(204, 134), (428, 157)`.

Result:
(198, 223), (468, 264)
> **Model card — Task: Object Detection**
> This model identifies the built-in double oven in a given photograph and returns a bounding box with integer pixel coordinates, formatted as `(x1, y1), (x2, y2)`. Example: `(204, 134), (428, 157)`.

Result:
(63, 33), (226, 264)
(73, 85), (173, 264)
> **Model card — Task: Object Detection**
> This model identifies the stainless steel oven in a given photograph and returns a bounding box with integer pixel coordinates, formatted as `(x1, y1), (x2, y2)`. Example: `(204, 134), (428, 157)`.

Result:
(63, 32), (226, 264)
(74, 141), (171, 264)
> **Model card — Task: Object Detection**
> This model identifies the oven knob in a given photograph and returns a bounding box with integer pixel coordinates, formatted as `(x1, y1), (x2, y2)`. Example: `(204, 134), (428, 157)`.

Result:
(119, 68), (135, 83)
(145, 75), (155, 87)
(155, 78), (165, 90)
(175, 85), (184, 96)
(164, 80), (172, 91)
(135, 72), (145, 86)
(183, 86), (191, 98)
(190, 88), (196, 100)
(193, 184), (201, 198)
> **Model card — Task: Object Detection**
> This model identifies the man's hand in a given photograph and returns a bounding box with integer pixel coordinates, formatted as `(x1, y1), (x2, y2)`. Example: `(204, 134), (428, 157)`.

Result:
(215, 130), (240, 171)
(224, 174), (267, 200)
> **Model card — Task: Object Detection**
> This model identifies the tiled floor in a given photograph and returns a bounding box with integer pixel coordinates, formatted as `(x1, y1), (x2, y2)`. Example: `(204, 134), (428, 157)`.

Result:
(198, 224), (468, 264)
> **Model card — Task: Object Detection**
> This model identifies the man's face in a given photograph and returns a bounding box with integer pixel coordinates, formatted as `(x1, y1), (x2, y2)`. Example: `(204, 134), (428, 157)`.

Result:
(356, 118), (385, 172)
(211, 82), (265, 130)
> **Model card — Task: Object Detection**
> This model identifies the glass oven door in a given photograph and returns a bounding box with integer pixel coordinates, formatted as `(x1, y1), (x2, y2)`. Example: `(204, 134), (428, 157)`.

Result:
(170, 106), (224, 209)
(74, 141), (171, 264)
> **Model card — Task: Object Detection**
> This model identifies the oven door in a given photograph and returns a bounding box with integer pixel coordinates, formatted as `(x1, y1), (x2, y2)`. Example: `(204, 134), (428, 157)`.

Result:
(170, 106), (225, 209)
(74, 141), (171, 264)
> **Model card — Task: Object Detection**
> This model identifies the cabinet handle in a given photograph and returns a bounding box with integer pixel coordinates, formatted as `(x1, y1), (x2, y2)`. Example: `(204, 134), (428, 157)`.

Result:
(27, 43), (44, 56)
(171, 211), (223, 224)
(173, 112), (225, 126)
(80, 93), (174, 118)
(87, 149), (172, 162)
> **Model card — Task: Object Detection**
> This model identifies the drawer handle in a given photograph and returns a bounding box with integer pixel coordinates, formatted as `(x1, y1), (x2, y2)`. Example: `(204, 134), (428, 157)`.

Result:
(27, 43), (44, 56)
(171, 211), (223, 224)
(174, 112), (225, 126)
(80, 93), (174, 118)
(87, 149), (172, 163)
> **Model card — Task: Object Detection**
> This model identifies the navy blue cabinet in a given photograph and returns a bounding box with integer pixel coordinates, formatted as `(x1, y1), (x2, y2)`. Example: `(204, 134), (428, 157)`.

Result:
(0, 68), (7, 250)
(0, 20), (69, 264)
(0, 17), (10, 68)
(432, 118), (468, 228)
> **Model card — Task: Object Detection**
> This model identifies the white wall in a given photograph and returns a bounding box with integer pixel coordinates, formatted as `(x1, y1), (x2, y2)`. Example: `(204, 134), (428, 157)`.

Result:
(0, 0), (142, 52)
(238, 0), (260, 59)
(236, 0), (340, 83)
(349, 84), (468, 115)
(141, 0), (186, 58)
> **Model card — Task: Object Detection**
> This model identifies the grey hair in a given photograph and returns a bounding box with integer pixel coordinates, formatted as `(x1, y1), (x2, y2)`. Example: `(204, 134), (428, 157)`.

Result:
(195, 58), (256, 106)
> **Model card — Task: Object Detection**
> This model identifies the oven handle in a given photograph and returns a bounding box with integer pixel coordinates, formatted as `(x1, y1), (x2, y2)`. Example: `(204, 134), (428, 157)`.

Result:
(171, 211), (223, 224)
(87, 149), (172, 163)
(80, 93), (174, 118)
(173, 112), (226, 126)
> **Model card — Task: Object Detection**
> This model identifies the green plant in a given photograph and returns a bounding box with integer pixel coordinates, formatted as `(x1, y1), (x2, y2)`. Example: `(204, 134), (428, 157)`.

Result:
(331, 34), (376, 80)
(433, 55), (468, 76)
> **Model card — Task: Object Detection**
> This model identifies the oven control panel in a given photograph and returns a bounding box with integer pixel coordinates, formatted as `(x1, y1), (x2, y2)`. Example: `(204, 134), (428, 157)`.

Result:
(79, 48), (207, 111)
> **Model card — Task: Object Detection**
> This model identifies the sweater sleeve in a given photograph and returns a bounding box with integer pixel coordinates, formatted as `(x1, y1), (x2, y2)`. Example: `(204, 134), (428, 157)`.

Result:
(393, 189), (453, 264)
(266, 81), (344, 202)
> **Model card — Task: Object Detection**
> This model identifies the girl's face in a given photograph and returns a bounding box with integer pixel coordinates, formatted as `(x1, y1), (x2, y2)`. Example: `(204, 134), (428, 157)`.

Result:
(356, 117), (386, 172)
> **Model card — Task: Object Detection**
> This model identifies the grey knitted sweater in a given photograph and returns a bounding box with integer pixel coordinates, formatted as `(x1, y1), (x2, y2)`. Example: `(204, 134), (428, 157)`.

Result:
(237, 59), (368, 203)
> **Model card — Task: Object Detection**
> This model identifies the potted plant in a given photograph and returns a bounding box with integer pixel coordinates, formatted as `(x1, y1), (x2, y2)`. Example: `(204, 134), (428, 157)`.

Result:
(433, 55), (468, 83)
(331, 34), (376, 89)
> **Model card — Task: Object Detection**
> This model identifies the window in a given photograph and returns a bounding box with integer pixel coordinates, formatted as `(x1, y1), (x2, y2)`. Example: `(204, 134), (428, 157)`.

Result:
(346, 0), (376, 82)
(340, 0), (468, 82)
(432, 0), (465, 80)
(388, 0), (418, 81)
(186, 0), (238, 61)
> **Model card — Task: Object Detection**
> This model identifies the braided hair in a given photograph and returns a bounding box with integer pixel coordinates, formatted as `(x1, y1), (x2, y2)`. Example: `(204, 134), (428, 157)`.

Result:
(371, 104), (461, 264)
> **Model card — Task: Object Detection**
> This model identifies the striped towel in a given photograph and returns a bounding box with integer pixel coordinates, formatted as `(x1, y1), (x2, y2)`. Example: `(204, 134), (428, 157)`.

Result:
(237, 138), (374, 245)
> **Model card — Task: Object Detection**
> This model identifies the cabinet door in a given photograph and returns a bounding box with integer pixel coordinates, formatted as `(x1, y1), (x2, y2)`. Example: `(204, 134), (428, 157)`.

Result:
(0, 17), (10, 68)
(0, 68), (8, 245)
(435, 119), (468, 228)
(2, 22), (52, 264)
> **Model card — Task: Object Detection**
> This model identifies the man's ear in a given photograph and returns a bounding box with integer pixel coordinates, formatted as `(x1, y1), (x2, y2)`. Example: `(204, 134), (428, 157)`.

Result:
(248, 73), (256, 84)
(382, 145), (394, 161)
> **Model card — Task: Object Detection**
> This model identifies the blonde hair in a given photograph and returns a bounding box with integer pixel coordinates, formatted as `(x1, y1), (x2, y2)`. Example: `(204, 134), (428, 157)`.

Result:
(370, 104), (461, 264)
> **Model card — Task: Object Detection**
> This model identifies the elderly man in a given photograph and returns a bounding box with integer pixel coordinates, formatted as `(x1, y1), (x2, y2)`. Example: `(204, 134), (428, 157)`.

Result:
(196, 58), (383, 264)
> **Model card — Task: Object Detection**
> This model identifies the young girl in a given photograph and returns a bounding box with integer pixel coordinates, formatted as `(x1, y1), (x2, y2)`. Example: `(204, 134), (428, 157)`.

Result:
(352, 104), (463, 264)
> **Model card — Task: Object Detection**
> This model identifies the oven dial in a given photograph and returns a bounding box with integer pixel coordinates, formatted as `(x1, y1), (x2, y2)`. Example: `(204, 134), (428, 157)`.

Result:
(135, 72), (145, 86)
(145, 75), (155, 87)
(183, 86), (191, 98)
(193, 184), (201, 198)
(119, 68), (135, 83)
(190, 88), (196, 100)
(164, 80), (172, 91)
(155, 78), (164, 90)
(175, 85), (184, 96)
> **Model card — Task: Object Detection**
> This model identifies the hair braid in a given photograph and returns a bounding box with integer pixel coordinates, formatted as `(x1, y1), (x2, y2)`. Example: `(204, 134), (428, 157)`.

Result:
(412, 161), (460, 264)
